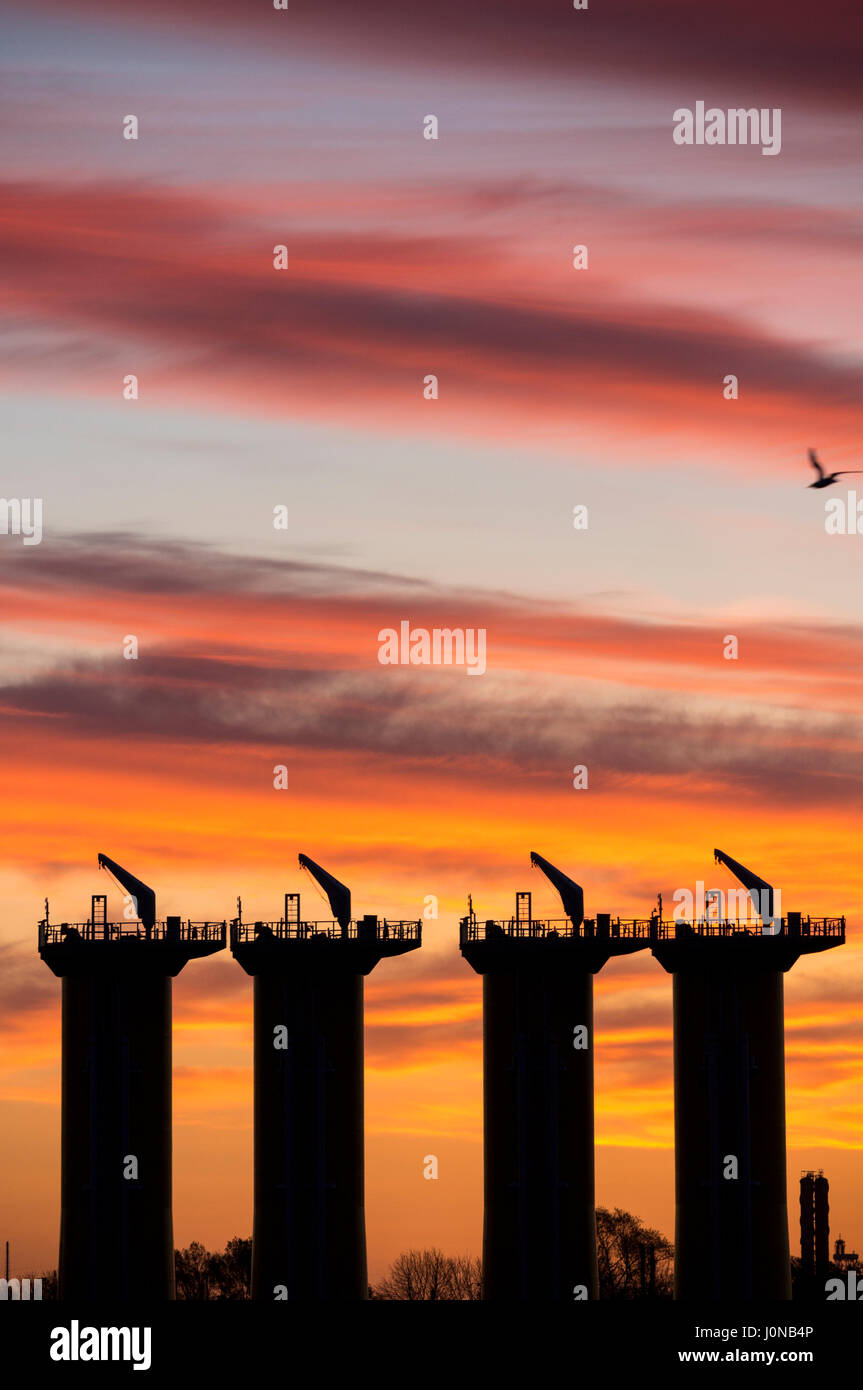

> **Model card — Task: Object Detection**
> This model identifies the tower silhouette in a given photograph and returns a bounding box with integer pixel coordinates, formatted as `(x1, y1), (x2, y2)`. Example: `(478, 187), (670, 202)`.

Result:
(800, 1170), (830, 1284)
(38, 855), (226, 1300)
(651, 851), (844, 1299)
(460, 853), (652, 1300)
(231, 855), (421, 1300)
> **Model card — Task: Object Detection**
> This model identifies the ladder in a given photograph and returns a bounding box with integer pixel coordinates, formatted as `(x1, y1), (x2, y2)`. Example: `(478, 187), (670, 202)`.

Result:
(516, 891), (532, 935)
(91, 894), (107, 940)
(284, 893), (300, 933)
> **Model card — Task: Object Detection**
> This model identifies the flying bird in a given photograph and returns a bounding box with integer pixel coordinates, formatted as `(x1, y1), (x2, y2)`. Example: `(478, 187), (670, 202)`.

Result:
(807, 448), (863, 489)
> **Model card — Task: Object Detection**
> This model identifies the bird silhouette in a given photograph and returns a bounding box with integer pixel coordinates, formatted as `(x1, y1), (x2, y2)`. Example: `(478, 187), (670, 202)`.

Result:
(807, 448), (863, 489)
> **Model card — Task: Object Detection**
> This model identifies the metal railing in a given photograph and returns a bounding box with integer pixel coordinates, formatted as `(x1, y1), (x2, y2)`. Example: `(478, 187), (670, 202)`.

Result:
(38, 920), (226, 947)
(460, 916), (656, 943)
(649, 916), (845, 939)
(230, 918), (421, 945)
(460, 914), (845, 944)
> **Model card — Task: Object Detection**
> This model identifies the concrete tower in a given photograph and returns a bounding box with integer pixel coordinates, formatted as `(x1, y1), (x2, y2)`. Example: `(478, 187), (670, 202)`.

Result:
(651, 850), (844, 1300)
(231, 855), (421, 1301)
(38, 855), (226, 1300)
(460, 852), (653, 1301)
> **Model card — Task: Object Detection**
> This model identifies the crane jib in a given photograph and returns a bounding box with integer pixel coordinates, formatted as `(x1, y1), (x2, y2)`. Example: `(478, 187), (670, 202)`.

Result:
(97, 853), (157, 931)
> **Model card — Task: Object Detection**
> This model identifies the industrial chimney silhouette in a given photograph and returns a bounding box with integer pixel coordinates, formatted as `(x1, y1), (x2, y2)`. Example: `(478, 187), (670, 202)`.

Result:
(460, 853), (652, 1300)
(230, 855), (422, 1301)
(38, 856), (226, 1300)
(800, 1170), (830, 1286)
(651, 850), (845, 1300)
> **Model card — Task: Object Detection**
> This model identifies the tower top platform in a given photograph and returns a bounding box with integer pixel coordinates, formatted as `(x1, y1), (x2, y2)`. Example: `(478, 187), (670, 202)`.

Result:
(38, 917), (226, 977)
(230, 916), (421, 976)
(460, 910), (653, 975)
(650, 914), (844, 974)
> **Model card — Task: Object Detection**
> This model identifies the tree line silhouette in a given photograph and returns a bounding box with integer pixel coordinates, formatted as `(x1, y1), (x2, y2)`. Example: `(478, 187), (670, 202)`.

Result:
(23, 1207), (673, 1299)
(23, 1208), (843, 1300)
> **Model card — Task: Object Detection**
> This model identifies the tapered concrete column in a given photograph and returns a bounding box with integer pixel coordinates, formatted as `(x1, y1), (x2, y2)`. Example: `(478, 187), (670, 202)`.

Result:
(233, 918), (421, 1301)
(462, 911), (649, 1301)
(481, 963), (596, 1299)
(40, 922), (225, 1300)
(653, 926), (844, 1300)
(251, 966), (366, 1300)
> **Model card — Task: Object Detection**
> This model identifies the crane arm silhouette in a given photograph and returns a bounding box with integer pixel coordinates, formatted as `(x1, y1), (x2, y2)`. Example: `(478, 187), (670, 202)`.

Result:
(713, 848), (775, 931)
(298, 854), (352, 930)
(97, 854), (156, 931)
(529, 851), (585, 928)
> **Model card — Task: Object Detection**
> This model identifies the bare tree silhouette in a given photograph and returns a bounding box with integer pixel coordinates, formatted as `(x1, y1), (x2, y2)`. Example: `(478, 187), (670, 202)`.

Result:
(373, 1248), (482, 1300)
(174, 1238), (251, 1300)
(596, 1207), (673, 1299)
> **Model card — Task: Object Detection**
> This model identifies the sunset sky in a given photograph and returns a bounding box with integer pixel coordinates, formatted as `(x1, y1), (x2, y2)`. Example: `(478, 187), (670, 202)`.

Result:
(1, 0), (862, 1283)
